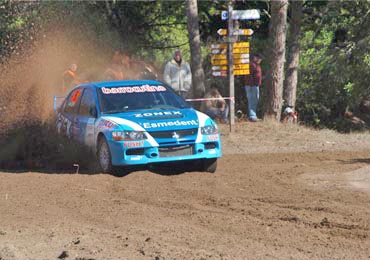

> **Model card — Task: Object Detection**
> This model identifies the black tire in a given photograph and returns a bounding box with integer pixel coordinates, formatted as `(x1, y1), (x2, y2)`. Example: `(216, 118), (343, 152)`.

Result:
(97, 137), (113, 173)
(97, 137), (127, 177)
(202, 158), (217, 173)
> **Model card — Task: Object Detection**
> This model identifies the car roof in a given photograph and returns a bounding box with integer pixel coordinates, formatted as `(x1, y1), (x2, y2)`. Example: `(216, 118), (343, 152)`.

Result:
(87, 80), (164, 88)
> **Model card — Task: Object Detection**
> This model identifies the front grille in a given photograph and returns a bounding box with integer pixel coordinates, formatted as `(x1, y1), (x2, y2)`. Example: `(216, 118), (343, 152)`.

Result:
(158, 145), (194, 158)
(149, 128), (197, 139)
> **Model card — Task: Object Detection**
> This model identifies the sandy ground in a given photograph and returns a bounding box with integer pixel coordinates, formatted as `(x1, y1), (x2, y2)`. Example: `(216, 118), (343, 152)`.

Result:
(0, 121), (370, 260)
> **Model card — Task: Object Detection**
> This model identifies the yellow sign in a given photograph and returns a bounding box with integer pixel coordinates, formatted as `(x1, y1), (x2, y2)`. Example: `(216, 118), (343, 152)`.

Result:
(234, 69), (250, 75)
(234, 42), (249, 48)
(217, 29), (228, 36)
(233, 47), (249, 54)
(211, 42), (249, 49)
(234, 64), (250, 70)
(211, 59), (228, 65)
(212, 54), (227, 60)
(212, 53), (249, 61)
(212, 64), (250, 71)
(217, 29), (254, 36)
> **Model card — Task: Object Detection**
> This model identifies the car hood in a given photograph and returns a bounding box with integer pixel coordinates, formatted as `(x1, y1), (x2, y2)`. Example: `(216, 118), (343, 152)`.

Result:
(101, 108), (210, 131)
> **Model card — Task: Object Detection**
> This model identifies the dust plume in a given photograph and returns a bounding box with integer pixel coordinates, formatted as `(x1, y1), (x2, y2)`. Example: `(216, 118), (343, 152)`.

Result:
(0, 27), (112, 169)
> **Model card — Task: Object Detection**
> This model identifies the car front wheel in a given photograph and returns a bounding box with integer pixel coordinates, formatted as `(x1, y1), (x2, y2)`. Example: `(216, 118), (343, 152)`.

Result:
(97, 137), (127, 176)
(97, 137), (114, 173)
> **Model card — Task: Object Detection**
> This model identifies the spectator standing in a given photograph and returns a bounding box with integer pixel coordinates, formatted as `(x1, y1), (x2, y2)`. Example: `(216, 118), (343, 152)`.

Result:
(163, 49), (192, 99)
(62, 63), (81, 93)
(244, 54), (263, 122)
(201, 85), (229, 124)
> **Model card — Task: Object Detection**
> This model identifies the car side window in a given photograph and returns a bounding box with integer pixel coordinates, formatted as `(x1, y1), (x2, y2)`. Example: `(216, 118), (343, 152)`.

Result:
(79, 88), (97, 117)
(63, 89), (82, 114)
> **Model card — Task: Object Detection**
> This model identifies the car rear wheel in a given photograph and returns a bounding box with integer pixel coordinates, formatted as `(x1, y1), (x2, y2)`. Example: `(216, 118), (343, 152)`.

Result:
(202, 158), (217, 173)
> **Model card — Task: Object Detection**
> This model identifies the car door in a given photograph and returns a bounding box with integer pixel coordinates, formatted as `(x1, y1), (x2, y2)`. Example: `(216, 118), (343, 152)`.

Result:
(75, 88), (97, 147)
(58, 88), (83, 139)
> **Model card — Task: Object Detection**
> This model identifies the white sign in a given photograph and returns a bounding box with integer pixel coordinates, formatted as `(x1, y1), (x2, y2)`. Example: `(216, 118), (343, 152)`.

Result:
(221, 9), (260, 20)
(221, 10), (228, 20)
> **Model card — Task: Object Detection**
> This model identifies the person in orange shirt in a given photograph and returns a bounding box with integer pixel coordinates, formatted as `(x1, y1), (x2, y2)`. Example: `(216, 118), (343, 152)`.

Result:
(62, 63), (81, 92)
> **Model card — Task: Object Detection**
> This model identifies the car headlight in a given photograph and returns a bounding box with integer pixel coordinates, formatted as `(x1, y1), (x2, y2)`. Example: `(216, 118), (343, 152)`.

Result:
(112, 131), (147, 141)
(200, 124), (218, 135)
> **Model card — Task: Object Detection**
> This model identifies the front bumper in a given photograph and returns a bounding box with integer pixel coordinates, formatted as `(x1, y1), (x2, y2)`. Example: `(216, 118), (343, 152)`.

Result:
(109, 137), (221, 166)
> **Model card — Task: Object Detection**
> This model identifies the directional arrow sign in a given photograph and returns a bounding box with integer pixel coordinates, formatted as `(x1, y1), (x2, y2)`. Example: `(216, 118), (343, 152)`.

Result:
(217, 29), (254, 36)
(233, 53), (250, 59)
(234, 64), (250, 70)
(233, 29), (254, 36)
(212, 64), (250, 70)
(211, 42), (249, 48)
(234, 58), (250, 64)
(212, 48), (249, 54)
(212, 53), (250, 60)
(212, 65), (228, 71)
(211, 43), (227, 49)
(212, 54), (227, 60)
(217, 29), (228, 36)
(212, 71), (228, 77)
(211, 48), (227, 54)
(232, 10), (260, 20)
(211, 59), (228, 66)
(233, 47), (249, 54)
(234, 69), (250, 75)
(234, 42), (249, 48)
(221, 9), (260, 20)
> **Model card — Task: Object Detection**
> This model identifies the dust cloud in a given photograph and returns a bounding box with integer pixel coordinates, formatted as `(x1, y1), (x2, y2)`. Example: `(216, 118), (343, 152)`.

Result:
(1, 28), (112, 128)
(0, 28), (113, 170)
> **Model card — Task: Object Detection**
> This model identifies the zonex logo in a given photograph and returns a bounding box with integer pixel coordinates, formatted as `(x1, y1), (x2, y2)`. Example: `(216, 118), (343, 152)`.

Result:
(143, 120), (197, 129)
(134, 111), (182, 117)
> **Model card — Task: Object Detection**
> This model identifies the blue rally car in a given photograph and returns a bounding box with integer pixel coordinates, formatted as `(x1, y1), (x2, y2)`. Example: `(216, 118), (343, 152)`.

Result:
(56, 80), (222, 174)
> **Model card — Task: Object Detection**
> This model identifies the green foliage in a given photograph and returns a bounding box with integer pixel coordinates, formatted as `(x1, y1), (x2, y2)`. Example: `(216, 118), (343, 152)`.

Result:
(1, 0), (369, 132)
(296, 0), (370, 130)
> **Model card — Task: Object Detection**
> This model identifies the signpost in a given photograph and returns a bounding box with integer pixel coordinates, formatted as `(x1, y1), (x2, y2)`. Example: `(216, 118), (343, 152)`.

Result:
(227, 3), (235, 132)
(212, 5), (260, 132)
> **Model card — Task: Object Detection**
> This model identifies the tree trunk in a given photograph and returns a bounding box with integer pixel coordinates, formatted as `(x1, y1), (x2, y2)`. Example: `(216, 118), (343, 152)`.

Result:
(186, 0), (205, 101)
(265, 0), (288, 121)
(284, 0), (302, 109)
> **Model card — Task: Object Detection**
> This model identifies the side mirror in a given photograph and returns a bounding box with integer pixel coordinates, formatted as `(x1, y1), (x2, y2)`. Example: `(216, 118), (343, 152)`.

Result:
(89, 107), (97, 118)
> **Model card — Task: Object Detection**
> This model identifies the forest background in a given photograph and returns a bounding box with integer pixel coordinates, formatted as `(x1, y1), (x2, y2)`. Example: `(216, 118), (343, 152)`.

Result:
(0, 0), (370, 133)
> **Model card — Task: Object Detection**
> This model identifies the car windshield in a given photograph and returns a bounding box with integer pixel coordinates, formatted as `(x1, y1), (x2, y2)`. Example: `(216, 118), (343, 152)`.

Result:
(97, 84), (190, 114)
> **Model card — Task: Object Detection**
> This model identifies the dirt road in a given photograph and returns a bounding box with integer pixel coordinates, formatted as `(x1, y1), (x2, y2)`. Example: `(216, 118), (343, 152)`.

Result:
(1, 122), (370, 260)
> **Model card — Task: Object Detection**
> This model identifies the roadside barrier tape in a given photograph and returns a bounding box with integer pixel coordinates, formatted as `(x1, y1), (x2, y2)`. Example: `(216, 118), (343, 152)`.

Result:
(186, 97), (235, 103)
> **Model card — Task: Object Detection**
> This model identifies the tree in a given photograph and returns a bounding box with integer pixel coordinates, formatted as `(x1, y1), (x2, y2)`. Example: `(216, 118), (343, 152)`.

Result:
(284, 0), (302, 109)
(186, 0), (206, 100)
(265, 0), (288, 121)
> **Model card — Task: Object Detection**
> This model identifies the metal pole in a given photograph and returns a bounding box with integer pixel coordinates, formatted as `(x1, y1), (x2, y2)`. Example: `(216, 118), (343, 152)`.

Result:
(227, 1), (235, 132)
